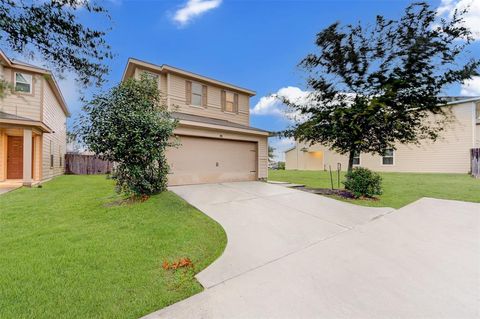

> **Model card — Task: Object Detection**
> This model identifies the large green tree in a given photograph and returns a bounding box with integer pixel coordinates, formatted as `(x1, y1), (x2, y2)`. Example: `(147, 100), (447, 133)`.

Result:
(0, 0), (112, 87)
(78, 75), (177, 196)
(283, 2), (479, 172)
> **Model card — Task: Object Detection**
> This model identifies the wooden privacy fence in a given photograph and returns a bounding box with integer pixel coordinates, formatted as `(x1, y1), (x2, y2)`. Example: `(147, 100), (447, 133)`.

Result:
(471, 148), (480, 178)
(65, 154), (113, 175)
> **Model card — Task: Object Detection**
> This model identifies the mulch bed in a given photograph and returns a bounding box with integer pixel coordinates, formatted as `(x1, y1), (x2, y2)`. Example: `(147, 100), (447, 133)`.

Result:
(293, 186), (357, 199)
(294, 186), (380, 201)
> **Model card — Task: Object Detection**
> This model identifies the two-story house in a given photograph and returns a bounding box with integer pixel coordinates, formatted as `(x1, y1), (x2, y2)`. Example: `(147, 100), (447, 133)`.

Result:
(285, 97), (480, 173)
(122, 58), (269, 186)
(0, 50), (69, 186)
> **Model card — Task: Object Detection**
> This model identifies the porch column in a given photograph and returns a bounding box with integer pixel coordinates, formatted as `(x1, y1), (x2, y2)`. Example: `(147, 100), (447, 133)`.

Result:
(23, 128), (32, 186)
(0, 131), (5, 181)
(33, 135), (42, 181)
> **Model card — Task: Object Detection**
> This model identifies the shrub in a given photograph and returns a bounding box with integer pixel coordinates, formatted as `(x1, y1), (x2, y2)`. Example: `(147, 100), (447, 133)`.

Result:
(78, 74), (177, 196)
(343, 167), (382, 198)
(277, 162), (286, 170)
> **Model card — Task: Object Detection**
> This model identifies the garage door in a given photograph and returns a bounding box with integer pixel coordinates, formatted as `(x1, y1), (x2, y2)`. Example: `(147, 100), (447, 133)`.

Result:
(166, 136), (257, 185)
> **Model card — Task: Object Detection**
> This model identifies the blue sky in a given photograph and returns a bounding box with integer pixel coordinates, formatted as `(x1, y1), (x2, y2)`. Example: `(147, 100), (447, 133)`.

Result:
(19, 0), (480, 160)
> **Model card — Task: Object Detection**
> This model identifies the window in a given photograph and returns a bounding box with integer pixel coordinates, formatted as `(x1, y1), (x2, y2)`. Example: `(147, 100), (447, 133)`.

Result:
(225, 92), (235, 112)
(59, 146), (62, 168)
(50, 141), (54, 169)
(142, 71), (158, 83)
(382, 148), (395, 165)
(15, 72), (32, 93)
(352, 151), (360, 165)
(222, 90), (238, 113)
(143, 71), (157, 80)
(191, 82), (203, 107)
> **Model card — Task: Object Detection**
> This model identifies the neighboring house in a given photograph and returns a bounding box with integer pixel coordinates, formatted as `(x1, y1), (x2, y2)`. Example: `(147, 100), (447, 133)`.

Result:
(286, 97), (480, 173)
(122, 59), (269, 185)
(0, 51), (69, 186)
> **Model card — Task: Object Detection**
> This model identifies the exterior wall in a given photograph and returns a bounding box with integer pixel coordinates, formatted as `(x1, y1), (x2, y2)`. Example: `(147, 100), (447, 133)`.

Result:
(285, 148), (324, 171)
(476, 124), (480, 148)
(133, 67), (250, 126)
(285, 149), (298, 170)
(286, 102), (476, 174)
(129, 63), (267, 184)
(168, 73), (250, 126)
(41, 81), (67, 180)
(173, 124), (268, 179)
(476, 102), (480, 148)
(0, 67), (42, 121)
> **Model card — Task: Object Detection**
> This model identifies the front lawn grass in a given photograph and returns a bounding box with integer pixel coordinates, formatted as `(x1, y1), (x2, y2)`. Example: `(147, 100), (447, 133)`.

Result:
(269, 169), (480, 208)
(0, 175), (226, 319)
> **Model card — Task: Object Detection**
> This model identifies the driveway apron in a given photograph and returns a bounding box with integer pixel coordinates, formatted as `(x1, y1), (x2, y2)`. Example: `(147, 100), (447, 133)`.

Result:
(142, 182), (479, 319)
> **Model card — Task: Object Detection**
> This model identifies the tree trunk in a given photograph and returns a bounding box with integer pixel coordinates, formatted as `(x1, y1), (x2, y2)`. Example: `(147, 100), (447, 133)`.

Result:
(347, 150), (355, 173)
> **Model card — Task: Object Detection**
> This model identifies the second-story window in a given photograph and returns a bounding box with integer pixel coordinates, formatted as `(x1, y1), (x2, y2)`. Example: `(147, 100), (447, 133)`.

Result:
(191, 82), (203, 106)
(186, 81), (207, 107)
(225, 92), (235, 112)
(15, 72), (32, 93)
(142, 71), (158, 83)
(222, 90), (239, 113)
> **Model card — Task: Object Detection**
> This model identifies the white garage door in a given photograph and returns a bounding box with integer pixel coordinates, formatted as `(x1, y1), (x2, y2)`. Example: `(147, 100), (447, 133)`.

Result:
(166, 135), (257, 186)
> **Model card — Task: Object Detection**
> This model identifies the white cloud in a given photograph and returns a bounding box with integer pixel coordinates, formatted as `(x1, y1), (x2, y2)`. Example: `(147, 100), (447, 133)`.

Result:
(460, 76), (480, 95)
(173, 0), (222, 26)
(251, 86), (311, 121)
(437, 0), (480, 40)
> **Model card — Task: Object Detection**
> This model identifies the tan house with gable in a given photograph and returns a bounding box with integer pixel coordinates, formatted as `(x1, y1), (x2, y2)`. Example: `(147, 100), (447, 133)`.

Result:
(286, 97), (480, 173)
(122, 58), (269, 185)
(0, 51), (69, 186)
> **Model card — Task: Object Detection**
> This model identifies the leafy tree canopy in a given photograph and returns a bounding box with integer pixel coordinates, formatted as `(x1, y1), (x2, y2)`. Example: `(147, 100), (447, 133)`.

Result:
(268, 145), (275, 161)
(0, 0), (112, 87)
(283, 2), (479, 172)
(77, 75), (178, 196)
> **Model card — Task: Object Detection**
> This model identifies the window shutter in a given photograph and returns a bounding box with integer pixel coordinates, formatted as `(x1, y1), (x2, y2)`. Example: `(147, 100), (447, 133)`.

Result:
(221, 90), (226, 111)
(234, 93), (239, 113)
(186, 80), (192, 105)
(202, 85), (208, 107)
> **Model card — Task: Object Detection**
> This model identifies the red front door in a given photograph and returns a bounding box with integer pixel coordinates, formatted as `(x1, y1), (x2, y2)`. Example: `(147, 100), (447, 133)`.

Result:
(7, 136), (23, 179)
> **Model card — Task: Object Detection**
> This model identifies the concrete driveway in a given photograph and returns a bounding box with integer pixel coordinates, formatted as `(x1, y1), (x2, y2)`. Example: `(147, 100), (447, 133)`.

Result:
(144, 182), (479, 319)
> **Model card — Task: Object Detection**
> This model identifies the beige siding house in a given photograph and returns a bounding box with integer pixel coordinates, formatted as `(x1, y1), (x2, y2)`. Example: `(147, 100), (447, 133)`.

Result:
(122, 59), (269, 185)
(286, 99), (480, 173)
(0, 51), (69, 186)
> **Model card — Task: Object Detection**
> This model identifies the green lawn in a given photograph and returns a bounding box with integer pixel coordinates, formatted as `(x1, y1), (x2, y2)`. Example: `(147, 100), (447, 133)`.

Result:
(0, 175), (226, 319)
(269, 169), (480, 208)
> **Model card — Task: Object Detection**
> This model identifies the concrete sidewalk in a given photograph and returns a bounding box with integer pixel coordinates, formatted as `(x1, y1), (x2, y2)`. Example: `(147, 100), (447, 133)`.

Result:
(144, 182), (479, 319)
(0, 181), (22, 195)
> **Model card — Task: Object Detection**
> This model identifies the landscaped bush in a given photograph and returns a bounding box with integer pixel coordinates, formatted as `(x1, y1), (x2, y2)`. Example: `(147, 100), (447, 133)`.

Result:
(343, 167), (382, 198)
(78, 74), (177, 197)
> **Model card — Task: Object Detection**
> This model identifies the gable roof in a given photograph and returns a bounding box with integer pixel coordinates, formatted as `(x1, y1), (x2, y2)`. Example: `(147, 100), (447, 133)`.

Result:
(0, 50), (70, 117)
(284, 146), (297, 153)
(122, 58), (256, 96)
(441, 96), (480, 106)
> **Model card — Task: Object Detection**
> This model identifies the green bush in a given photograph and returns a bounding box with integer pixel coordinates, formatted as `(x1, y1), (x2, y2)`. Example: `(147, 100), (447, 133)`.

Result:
(343, 167), (382, 198)
(277, 162), (286, 170)
(78, 74), (177, 196)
